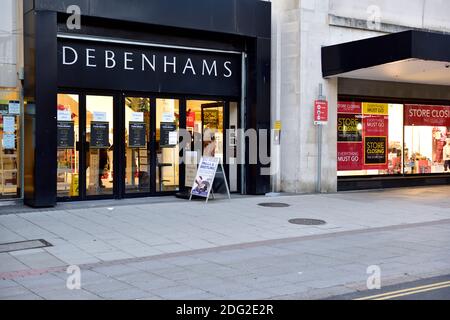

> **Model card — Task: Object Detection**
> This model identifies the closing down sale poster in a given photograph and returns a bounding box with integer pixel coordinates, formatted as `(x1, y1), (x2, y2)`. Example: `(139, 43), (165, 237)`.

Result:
(337, 102), (389, 171)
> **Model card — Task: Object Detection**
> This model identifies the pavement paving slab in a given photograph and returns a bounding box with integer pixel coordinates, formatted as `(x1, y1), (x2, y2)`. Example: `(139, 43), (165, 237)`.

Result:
(0, 186), (450, 300)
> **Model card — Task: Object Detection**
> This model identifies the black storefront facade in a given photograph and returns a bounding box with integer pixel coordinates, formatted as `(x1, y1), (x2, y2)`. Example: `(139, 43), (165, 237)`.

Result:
(24, 0), (271, 207)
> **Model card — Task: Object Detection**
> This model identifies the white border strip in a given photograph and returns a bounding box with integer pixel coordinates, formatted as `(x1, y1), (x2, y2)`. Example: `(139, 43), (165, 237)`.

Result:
(57, 33), (243, 55)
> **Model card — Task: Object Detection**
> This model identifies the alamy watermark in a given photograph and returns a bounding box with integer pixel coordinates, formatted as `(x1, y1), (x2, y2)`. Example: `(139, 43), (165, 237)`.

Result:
(366, 265), (382, 290)
(66, 265), (82, 290)
(67, 5), (82, 30)
(366, 5), (382, 31)
(176, 128), (279, 176)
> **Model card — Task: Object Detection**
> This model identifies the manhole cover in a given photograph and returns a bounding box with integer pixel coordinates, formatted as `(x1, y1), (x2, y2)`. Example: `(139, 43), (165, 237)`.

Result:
(0, 239), (52, 254)
(289, 219), (327, 226)
(258, 203), (291, 208)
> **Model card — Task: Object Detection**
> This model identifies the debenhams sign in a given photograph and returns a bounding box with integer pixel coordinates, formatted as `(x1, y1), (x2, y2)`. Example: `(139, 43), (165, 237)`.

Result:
(57, 39), (241, 97)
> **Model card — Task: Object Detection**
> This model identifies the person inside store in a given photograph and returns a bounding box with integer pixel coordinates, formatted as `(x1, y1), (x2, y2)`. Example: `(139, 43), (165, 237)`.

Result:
(203, 136), (217, 157)
(444, 139), (450, 173)
(99, 148), (110, 188)
(203, 129), (217, 158)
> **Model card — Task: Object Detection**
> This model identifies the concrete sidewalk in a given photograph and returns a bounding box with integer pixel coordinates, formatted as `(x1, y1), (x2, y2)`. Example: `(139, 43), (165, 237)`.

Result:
(1, 210), (450, 300)
(0, 186), (449, 277)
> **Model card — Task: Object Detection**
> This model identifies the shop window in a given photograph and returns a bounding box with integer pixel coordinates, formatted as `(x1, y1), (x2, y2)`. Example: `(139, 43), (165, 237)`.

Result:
(403, 104), (450, 174)
(338, 102), (450, 177)
(156, 98), (180, 192)
(337, 102), (403, 177)
(0, 91), (21, 199)
(56, 94), (80, 198)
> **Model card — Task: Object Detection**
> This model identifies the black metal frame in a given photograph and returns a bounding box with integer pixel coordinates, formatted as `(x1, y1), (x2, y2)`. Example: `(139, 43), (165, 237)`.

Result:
(57, 90), (240, 202)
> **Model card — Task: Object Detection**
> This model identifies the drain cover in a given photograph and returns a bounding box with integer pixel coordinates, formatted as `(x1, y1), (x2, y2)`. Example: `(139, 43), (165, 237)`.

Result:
(0, 239), (52, 254)
(258, 203), (291, 208)
(289, 219), (326, 226)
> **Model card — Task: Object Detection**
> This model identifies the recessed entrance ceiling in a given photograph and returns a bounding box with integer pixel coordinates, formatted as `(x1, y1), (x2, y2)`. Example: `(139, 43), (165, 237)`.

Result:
(336, 58), (450, 86)
(322, 30), (450, 87)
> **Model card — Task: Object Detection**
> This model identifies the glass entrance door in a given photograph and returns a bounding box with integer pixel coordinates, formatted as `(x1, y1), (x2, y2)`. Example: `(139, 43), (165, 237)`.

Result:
(156, 98), (180, 192)
(185, 100), (225, 160)
(57, 93), (115, 201)
(57, 93), (240, 201)
(57, 94), (80, 199)
(85, 95), (115, 197)
(124, 97), (151, 194)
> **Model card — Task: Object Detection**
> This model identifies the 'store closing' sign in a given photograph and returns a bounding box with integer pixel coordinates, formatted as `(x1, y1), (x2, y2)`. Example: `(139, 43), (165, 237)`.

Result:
(365, 137), (387, 165)
(404, 104), (450, 127)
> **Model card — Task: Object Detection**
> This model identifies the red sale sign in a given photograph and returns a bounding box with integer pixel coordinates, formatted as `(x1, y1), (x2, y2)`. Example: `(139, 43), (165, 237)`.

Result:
(363, 115), (389, 136)
(338, 101), (362, 114)
(186, 111), (196, 128)
(337, 142), (363, 171)
(337, 101), (389, 171)
(404, 104), (450, 127)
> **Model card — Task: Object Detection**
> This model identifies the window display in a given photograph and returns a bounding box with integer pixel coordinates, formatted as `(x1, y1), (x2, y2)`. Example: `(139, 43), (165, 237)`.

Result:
(338, 101), (450, 177)
(0, 91), (21, 199)
(404, 104), (450, 175)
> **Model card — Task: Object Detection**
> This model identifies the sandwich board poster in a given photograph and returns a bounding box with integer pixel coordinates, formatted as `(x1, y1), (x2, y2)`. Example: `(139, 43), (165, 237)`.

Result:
(191, 157), (220, 198)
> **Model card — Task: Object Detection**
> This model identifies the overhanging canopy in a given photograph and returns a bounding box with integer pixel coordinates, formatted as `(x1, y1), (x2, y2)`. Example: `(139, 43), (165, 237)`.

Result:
(322, 30), (450, 86)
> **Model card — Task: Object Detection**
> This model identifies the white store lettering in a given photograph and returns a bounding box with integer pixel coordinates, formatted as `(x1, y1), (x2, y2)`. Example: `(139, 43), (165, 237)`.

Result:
(202, 60), (217, 76)
(86, 48), (96, 67)
(61, 46), (233, 78)
(142, 54), (156, 71)
(124, 52), (134, 70)
(410, 108), (450, 118)
(182, 58), (196, 75)
(105, 50), (116, 69)
(62, 46), (78, 65)
(164, 56), (177, 74)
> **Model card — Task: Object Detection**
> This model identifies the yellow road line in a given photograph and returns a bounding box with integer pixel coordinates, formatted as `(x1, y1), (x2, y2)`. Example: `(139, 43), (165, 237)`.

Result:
(375, 283), (450, 300)
(355, 280), (450, 300)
